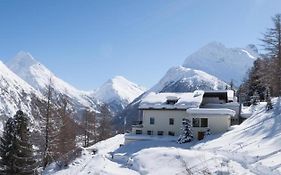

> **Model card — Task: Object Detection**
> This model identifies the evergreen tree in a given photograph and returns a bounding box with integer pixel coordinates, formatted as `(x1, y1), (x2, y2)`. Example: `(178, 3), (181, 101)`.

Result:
(13, 111), (38, 175)
(266, 87), (273, 110)
(0, 111), (37, 175)
(177, 119), (193, 144)
(0, 118), (16, 174)
(251, 91), (260, 105)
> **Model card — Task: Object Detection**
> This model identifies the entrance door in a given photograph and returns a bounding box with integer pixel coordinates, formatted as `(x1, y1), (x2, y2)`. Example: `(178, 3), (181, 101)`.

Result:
(197, 131), (205, 140)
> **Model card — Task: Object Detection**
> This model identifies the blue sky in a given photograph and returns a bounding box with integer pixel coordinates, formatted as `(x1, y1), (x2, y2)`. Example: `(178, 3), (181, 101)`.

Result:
(0, 0), (280, 90)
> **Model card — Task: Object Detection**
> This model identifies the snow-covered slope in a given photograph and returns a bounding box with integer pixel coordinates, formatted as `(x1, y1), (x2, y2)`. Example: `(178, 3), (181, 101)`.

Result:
(94, 76), (145, 113)
(193, 99), (281, 174)
(183, 42), (258, 85)
(151, 66), (228, 92)
(0, 60), (42, 131)
(7, 51), (101, 117)
(48, 99), (281, 175)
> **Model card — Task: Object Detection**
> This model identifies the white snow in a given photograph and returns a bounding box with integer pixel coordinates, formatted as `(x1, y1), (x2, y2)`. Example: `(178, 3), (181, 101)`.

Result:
(186, 108), (236, 116)
(182, 42), (257, 85)
(48, 98), (281, 175)
(0, 60), (42, 130)
(139, 91), (204, 109)
(7, 51), (100, 111)
(150, 66), (228, 92)
(94, 76), (145, 107)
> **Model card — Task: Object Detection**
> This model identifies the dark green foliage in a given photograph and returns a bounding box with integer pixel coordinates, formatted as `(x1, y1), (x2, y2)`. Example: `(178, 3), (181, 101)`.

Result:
(0, 110), (37, 175)
(0, 118), (16, 174)
(266, 87), (273, 110)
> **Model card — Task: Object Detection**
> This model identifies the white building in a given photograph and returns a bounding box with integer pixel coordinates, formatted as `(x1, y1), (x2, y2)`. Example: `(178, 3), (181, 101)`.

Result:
(125, 90), (238, 144)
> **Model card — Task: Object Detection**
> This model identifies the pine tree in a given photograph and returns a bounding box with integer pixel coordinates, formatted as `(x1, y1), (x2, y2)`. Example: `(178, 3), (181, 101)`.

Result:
(177, 119), (193, 144)
(0, 111), (37, 175)
(0, 118), (16, 174)
(82, 109), (97, 147)
(266, 87), (273, 110)
(13, 110), (38, 175)
(252, 91), (260, 105)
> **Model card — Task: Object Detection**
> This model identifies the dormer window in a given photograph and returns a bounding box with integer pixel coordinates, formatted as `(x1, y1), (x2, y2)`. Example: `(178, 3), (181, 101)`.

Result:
(166, 96), (179, 105)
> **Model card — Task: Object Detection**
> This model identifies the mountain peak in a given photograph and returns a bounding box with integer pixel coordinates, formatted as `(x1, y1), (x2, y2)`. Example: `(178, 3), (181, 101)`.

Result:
(111, 75), (127, 82)
(94, 76), (145, 112)
(9, 51), (38, 68)
(182, 42), (256, 85)
(204, 41), (225, 49)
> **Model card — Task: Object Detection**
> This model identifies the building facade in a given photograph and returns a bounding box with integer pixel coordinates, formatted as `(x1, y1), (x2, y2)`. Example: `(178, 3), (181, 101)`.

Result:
(125, 90), (238, 144)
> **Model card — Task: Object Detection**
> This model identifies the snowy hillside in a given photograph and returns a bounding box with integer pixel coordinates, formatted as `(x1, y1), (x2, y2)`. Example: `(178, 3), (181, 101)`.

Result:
(47, 99), (281, 175)
(94, 76), (145, 113)
(151, 66), (228, 92)
(183, 42), (258, 85)
(7, 51), (101, 117)
(0, 60), (42, 131)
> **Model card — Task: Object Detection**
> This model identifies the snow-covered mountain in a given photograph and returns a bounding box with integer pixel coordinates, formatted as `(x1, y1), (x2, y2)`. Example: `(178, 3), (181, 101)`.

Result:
(151, 66), (228, 92)
(7, 51), (101, 119)
(0, 60), (43, 131)
(183, 42), (258, 85)
(94, 76), (145, 114)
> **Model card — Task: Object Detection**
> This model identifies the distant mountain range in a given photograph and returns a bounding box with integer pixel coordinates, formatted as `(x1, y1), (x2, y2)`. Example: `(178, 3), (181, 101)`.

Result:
(0, 51), (144, 132)
(0, 42), (258, 132)
(115, 42), (257, 131)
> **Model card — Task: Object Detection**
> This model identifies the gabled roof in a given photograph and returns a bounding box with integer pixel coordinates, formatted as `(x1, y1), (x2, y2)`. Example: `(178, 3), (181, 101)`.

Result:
(139, 90), (204, 110)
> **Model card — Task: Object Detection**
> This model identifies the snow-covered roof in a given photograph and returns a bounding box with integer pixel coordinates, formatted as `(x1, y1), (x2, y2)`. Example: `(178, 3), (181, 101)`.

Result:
(186, 108), (236, 117)
(139, 91), (204, 110)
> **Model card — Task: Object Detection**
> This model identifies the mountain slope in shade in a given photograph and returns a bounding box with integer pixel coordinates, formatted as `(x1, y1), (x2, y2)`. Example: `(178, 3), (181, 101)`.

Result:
(182, 42), (258, 85)
(7, 51), (101, 117)
(0, 60), (43, 131)
(94, 76), (145, 113)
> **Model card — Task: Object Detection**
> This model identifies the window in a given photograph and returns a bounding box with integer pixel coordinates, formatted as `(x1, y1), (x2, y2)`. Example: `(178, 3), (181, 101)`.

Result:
(157, 131), (164, 136)
(136, 130), (142, 135)
(166, 99), (178, 105)
(147, 130), (153, 135)
(193, 118), (208, 127)
(150, 117), (155, 125)
(192, 118), (200, 127)
(201, 118), (208, 127)
(168, 131), (175, 136)
(169, 118), (174, 125)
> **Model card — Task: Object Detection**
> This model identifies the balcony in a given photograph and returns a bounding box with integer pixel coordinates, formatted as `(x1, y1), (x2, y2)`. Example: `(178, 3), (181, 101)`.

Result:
(132, 121), (143, 128)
